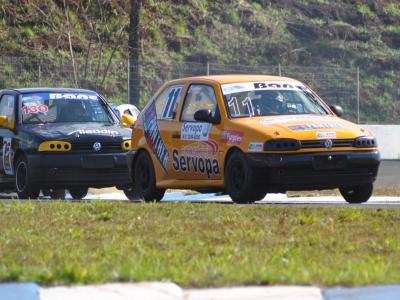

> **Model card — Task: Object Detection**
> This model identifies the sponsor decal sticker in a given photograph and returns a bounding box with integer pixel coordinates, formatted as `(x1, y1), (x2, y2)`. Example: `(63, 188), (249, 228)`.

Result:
(3, 137), (13, 175)
(260, 115), (341, 125)
(22, 95), (43, 101)
(67, 129), (120, 136)
(288, 124), (343, 131)
(172, 148), (220, 179)
(221, 82), (306, 95)
(181, 140), (219, 157)
(248, 142), (263, 152)
(22, 93), (98, 102)
(49, 93), (98, 100)
(142, 99), (169, 170)
(181, 122), (211, 141)
(173, 140), (220, 179)
(221, 130), (244, 145)
(316, 132), (337, 139)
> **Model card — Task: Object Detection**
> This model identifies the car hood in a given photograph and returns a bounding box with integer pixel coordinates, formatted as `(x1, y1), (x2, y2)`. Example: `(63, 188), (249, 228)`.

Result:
(23, 122), (132, 142)
(232, 115), (369, 140)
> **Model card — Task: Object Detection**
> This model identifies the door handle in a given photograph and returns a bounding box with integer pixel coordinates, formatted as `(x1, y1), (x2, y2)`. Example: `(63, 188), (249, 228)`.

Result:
(172, 134), (181, 139)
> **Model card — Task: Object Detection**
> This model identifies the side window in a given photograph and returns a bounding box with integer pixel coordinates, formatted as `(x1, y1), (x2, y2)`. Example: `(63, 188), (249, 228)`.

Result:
(0, 95), (16, 127)
(181, 85), (217, 122)
(155, 85), (183, 120)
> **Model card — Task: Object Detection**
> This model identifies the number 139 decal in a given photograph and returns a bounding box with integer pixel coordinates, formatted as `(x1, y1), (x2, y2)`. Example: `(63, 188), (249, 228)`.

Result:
(22, 104), (49, 114)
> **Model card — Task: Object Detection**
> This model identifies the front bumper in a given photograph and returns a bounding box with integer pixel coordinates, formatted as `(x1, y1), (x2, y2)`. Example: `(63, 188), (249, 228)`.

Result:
(126, 150), (138, 181)
(247, 150), (380, 192)
(27, 152), (130, 188)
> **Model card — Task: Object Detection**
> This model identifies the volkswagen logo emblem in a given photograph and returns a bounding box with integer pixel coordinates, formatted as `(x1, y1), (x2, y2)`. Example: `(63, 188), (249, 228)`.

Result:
(324, 139), (333, 149)
(93, 142), (102, 151)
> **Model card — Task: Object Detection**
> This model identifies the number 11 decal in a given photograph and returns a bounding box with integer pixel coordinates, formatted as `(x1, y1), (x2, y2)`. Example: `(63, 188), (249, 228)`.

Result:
(228, 97), (240, 116)
(242, 97), (255, 116)
(162, 87), (183, 119)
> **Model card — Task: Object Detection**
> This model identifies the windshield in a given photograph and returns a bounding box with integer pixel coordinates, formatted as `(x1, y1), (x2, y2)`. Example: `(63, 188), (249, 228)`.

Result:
(21, 92), (115, 124)
(221, 81), (329, 118)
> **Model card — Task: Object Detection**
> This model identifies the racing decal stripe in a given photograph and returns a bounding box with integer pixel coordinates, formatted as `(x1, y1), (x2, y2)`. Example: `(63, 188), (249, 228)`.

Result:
(142, 99), (169, 170)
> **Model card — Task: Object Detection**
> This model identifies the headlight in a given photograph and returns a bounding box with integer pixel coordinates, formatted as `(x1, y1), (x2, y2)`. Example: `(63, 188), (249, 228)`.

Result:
(353, 136), (377, 148)
(39, 141), (72, 152)
(264, 139), (301, 151)
(121, 139), (131, 151)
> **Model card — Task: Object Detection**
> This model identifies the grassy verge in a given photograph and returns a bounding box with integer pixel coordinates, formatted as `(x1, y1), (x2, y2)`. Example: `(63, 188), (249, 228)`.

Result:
(1, 201), (400, 287)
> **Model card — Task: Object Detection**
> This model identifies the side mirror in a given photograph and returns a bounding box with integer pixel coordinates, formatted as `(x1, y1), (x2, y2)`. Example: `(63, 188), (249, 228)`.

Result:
(329, 105), (343, 117)
(121, 114), (136, 128)
(194, 109), (220, 124)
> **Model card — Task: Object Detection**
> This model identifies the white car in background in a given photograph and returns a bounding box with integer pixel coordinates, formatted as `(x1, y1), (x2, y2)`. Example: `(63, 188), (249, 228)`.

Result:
(110, 103), (140, 120)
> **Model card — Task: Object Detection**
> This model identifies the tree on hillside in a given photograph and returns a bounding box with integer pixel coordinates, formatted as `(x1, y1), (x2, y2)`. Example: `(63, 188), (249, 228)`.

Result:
(129, 0), (141, 107)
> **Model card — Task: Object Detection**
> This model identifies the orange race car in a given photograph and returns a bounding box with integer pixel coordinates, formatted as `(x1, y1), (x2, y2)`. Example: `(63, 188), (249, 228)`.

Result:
(125, 75), (380, 204)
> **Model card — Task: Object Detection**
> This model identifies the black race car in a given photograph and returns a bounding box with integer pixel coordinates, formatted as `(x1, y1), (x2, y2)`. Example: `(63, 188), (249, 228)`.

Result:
(0, 88), (133, 199)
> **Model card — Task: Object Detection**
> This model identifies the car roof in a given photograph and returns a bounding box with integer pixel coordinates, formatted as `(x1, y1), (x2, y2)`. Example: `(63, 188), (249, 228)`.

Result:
(166, 74), (302, 85)
(4, 87), (97, 94)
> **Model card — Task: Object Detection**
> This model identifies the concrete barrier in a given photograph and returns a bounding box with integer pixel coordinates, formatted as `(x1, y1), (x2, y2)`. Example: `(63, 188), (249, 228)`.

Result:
(363, 125), (400, 160)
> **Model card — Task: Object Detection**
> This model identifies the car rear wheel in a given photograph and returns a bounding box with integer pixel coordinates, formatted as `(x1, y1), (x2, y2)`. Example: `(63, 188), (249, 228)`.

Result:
(15, 156), (40, 199)
(134, 151), (165, 202)
(50, 189), (66, 199)
(69, 187), (88, 200)
(123, 187), (139, 201)
(225, 151), (267, 204)
(339, 183), (373, 204)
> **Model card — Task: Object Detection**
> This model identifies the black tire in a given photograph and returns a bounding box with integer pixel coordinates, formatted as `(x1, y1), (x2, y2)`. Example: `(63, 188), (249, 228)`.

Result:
(123, 187), (139, 201)
(69, 187), (89, 200)
(15, 156), (40, 199)
(50, 189), (66, 199)
(339, 183), (373, 204)
(225, 151), (267, 204)
(134, 151), (165, 202)
(41, 189), (51, 197)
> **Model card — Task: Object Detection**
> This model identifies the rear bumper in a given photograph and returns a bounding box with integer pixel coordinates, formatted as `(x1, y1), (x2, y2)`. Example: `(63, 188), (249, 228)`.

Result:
(27, 153), (130, 188)
(247, 150), (380, 192)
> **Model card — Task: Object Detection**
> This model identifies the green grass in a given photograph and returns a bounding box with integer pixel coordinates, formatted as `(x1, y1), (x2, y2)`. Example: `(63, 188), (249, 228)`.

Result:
(1, 201), (400, 287)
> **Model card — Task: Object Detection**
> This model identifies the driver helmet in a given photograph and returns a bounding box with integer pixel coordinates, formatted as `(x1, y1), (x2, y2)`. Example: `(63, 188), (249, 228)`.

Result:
(69, 101), (86, 116)
(261, 90), (284, 112)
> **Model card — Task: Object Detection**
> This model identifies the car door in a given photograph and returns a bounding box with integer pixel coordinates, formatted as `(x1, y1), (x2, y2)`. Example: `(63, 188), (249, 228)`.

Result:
(0, 92), (18, 178)
(141, 84), (185, 182)
(169, 84), (223, 180)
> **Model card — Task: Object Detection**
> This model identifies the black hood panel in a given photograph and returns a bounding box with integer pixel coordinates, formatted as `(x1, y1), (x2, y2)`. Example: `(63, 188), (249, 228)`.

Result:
(23, 123), (131, 143)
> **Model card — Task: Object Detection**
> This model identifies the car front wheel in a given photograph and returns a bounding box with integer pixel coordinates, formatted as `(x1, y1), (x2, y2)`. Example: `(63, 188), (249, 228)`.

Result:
(225, 151), (266, 204)
(69, 187), (88, 200)
(339, 183), (373, 204)
(15, 156), (40, 199)
(134, 151), (165, 202)
(123, 187), (139, 201)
